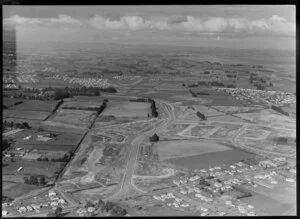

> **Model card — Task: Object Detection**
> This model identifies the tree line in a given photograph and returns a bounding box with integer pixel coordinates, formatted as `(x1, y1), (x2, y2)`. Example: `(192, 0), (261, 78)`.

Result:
(3, 120), (31, 129)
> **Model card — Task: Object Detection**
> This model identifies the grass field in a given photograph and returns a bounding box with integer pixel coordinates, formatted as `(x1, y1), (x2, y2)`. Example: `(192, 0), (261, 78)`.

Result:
(2, 183), (38, 199)
(11, 100), (60, 112)
(156, 140), (230, 161)
(3, 98), (23, 108)
(52, 109), (97, 127)
(12, 129), (82, 146)
(102, 101), (150, 118)
(3, 110), (50, 121)
(3, 160), (65, 179)
(62, 100), (102, 110)
(168, 148), (256, 169)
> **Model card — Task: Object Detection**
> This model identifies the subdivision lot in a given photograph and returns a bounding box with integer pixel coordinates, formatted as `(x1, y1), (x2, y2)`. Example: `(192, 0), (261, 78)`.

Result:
(156, 140), (230, 161)
(11, 100), (61, 112)
(192, 105), (225, 117)
(190, 125), (215, 137)
(102, 101), (150, 118)
(208, 115), (245, 123)
(209, 123), (242, 138)
(234, 109), (295, 128)
(3, 110), (50, 121)
(52, 109), (97, 127)
(212, 106), (265, 114)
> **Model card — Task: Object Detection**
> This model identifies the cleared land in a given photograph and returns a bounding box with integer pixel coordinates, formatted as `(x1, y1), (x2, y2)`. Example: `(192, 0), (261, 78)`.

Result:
(102, 101), (150, 118)
(156, 140), (230, 161)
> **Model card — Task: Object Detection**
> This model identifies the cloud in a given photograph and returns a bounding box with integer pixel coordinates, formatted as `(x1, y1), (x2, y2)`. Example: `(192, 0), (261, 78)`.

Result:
(3, 14), (295, 37)
(50, 14), (82, 25)
(3, 15), (41, 26)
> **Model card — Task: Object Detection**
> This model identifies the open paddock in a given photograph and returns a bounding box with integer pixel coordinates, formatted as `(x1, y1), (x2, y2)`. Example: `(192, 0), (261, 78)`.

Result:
(73, 95), (104, 102)
(3, 160), (65, 179)
(61, 100), (102, 111)
(11, 100), (61, 112)
(168, 147), (256, 170)
(102, 101), (150, 118)
(14, 144), (76, 151)
(52, 109), (97, 127)
(12, 129), (82, 147)
(156, 140), (230, 161)
(3, 98), (23, 108)
(3, 110), (51, 121)
(2, 183), (39, 199)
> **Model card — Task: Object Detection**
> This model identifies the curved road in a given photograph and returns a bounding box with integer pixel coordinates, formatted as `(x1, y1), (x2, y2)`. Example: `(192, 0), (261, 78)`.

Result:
(106, 99), (175, 200)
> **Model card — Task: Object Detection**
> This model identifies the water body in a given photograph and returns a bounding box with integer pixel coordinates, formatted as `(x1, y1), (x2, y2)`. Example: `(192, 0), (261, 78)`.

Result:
(168, 148), (255, 169)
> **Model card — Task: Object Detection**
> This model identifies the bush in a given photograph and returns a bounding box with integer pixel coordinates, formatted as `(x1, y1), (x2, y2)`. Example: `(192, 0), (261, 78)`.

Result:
(149, 134), (159, 142)
(54, 89), (71, 100)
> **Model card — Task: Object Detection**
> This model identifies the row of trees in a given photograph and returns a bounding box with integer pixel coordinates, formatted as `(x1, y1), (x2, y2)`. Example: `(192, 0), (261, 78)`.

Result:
(149, 99), (158, 118)
(37, 151), (74, 162)
(24, 175), (47, 186)
(98, 99), (108, 115)
(3, 120), (31, 129)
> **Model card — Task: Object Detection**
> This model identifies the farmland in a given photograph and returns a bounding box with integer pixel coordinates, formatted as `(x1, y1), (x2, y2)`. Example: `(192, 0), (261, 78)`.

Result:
(2, 39), (296, 216)
(102, 101), (150, 118)
(10, 100), (61, 112)
(51, 109), (97, 128)
(3, 110), (51, 121)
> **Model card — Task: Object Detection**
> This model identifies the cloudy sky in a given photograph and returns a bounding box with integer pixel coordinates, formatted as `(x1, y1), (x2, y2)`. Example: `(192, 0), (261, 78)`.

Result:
(3, 5), (295, 50)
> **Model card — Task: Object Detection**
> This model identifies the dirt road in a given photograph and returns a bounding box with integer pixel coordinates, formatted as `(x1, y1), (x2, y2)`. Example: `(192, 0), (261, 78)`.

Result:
(106, 99), (175, 200)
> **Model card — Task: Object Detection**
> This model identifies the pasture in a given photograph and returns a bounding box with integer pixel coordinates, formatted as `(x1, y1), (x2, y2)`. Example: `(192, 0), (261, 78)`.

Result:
(168, 148), (256, 170)
(3, 110), (50, 121)
(3, 160), (65, 179)
(52, 109), (97, 127)
(102, 101), (150, 118)
(11, 100), (61, 112)
(156, 140), (230, 161)
(62, 100), (102, 111)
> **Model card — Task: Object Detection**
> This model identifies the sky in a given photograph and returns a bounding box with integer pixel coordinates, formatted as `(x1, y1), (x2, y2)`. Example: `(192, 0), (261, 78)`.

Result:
(3, 5), (296, 50)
